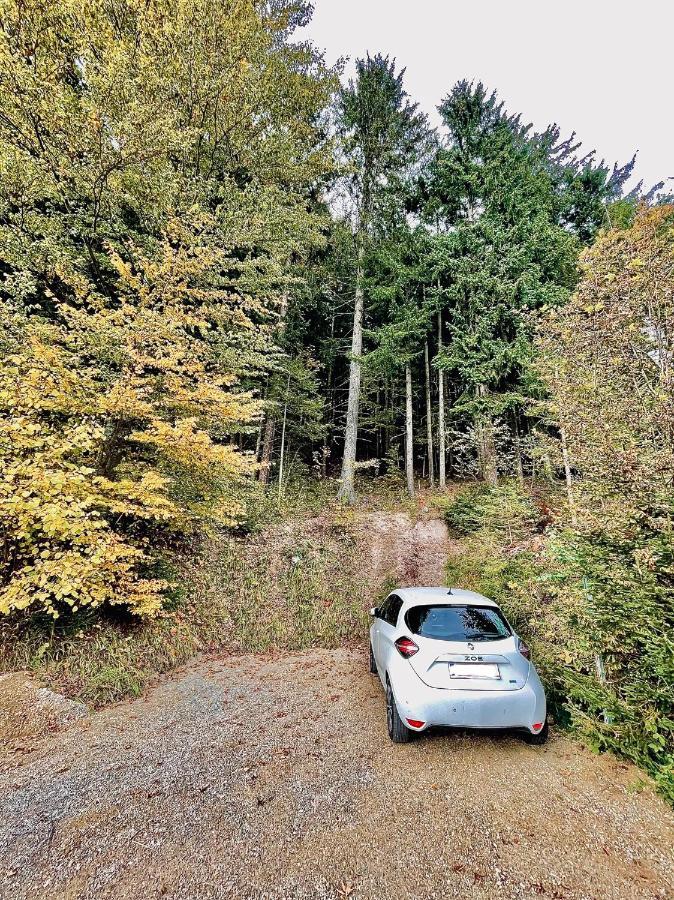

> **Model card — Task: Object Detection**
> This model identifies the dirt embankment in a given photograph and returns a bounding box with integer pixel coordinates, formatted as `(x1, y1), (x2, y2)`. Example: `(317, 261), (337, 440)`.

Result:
(0, 673), (88, 750)
(361, 510), (454, 586)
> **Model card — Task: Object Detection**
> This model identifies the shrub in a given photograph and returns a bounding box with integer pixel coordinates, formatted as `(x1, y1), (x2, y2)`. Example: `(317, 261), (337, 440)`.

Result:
(445, 479), (674, 803)
(443, 480), (538, 538)
(536, 206), (674, 802)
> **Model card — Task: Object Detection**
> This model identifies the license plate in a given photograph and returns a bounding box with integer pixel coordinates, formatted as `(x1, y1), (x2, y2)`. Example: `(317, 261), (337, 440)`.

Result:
(449, 663), (500, 680)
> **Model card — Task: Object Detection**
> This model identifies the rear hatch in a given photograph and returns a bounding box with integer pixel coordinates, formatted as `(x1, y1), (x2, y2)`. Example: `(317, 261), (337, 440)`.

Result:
(404, 603), (530, 691)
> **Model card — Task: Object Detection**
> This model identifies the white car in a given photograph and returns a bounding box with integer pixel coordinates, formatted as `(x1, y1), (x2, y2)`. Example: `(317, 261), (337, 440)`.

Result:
(369, 586), (548, 744)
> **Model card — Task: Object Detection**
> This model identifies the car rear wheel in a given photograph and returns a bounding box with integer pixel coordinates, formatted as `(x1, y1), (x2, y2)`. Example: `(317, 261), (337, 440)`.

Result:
(386, 682), (411, 743)
(369, 642), (377, 674)
(524, 720), (549, 745)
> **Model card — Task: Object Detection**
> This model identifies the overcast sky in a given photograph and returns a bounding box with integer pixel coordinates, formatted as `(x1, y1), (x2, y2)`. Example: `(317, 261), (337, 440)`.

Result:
(301, 0), (672, 192)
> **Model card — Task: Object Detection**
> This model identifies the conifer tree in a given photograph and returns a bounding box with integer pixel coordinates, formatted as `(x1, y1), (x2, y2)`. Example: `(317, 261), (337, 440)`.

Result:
(335, 54), (432, 502)
(418, 80), (633, 481)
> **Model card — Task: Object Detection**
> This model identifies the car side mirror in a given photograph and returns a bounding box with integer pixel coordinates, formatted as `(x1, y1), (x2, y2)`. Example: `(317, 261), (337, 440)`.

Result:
(369, 607), (378, 618)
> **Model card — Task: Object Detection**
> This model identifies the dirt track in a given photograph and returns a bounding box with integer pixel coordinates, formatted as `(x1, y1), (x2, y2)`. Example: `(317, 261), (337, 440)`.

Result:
(2, 648), (673, 900)
(363, 511), (455, 586)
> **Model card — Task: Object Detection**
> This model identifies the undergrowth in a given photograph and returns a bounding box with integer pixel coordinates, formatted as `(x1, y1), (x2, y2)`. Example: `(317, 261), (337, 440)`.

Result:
(442, 479), (674, 804)
(0, 477), (392, 705)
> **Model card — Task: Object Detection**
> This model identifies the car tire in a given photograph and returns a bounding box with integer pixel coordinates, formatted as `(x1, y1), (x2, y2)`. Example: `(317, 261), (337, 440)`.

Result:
(386, 682), (411, 743)
(524, 720), (549, 745)
(369, 642), (377, 674)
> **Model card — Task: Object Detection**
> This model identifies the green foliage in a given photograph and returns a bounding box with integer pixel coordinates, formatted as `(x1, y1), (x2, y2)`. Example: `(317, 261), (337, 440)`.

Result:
(0, 0), (336, 618)
(445, 476), (674, 804)
(338, 53), (434, 231)
(556, 533), (674, 801)
(534, 206), (674, 801)
(422, 83), (580, 430)
(607, 197), (639, 230)
(443, 480), (538, 537)
(538, 206), (674, 528)
(407, 81), (638, 482)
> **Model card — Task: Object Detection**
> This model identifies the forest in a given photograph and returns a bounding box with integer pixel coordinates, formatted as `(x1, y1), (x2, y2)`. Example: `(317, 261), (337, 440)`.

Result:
(0, 0), (672, 800)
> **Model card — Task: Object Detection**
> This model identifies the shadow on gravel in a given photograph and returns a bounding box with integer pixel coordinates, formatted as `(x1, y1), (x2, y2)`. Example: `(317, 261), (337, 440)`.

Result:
(409, 725), (546, 745)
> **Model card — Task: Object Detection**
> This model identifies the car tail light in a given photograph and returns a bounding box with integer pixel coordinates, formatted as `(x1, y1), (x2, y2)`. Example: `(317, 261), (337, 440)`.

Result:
(518, 638), (531, 660)
(406, 718), (425, 728)
(394, 636), (419, 658)
(532, 722), (544, 732)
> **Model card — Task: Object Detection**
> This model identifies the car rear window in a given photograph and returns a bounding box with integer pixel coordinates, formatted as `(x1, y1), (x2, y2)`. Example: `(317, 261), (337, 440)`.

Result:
(405, 604), (511, 642)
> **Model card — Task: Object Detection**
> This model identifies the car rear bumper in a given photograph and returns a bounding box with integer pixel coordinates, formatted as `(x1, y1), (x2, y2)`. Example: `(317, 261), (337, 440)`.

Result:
(391, 665), (546, 734)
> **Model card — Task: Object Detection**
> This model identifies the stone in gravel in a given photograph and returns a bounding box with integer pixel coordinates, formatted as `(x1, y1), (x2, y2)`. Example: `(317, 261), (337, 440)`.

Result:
(0, 673), (88, 751)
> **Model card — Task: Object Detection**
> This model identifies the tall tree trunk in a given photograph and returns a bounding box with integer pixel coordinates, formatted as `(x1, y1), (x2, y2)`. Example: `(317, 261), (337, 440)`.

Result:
(437, 309), (446, 490)
(277, 374), (291, 501)
(513, 413), (524, 485)
(254, 381), (268, 464)
(375, 385), (381, 463)
(254, 418), (264, 464)
(258, 416), (276, 486)
(405, 363), (415, 498)
(476, 383), (498, 485)
(554, 365), (576, 525)
(337, 238), (365, 503)
(424, 340), (434, 487)
(514, 436), (524, 485)
(321, 309), (337, 479)
(383, 380), (390, 460)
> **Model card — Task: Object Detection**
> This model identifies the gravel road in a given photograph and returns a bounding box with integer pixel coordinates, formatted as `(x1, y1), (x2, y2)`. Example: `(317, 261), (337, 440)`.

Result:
(1, 648), (673, 900)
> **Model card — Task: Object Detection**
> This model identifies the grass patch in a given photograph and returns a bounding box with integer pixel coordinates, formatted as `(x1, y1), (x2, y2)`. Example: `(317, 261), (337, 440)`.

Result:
(442, 480), (539, 539)
(191, 509), (373, 653)
(0, 590), (224, 706)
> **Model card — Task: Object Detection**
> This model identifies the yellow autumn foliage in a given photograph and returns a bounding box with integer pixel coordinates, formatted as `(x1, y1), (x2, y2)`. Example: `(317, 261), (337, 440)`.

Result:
(0, 236), (262, 617)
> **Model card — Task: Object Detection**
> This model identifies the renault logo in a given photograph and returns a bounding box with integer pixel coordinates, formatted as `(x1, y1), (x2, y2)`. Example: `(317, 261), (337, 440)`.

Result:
(467, 642), (475, 651)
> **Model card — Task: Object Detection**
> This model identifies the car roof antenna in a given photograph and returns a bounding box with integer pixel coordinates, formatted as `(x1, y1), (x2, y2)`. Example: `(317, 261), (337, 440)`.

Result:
(447, 588), (452, 594)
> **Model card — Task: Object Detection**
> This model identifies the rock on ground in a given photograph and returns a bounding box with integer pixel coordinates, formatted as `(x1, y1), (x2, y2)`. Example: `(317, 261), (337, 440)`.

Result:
(1, 649), (673, 900)
(0, 673), (88, 753)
